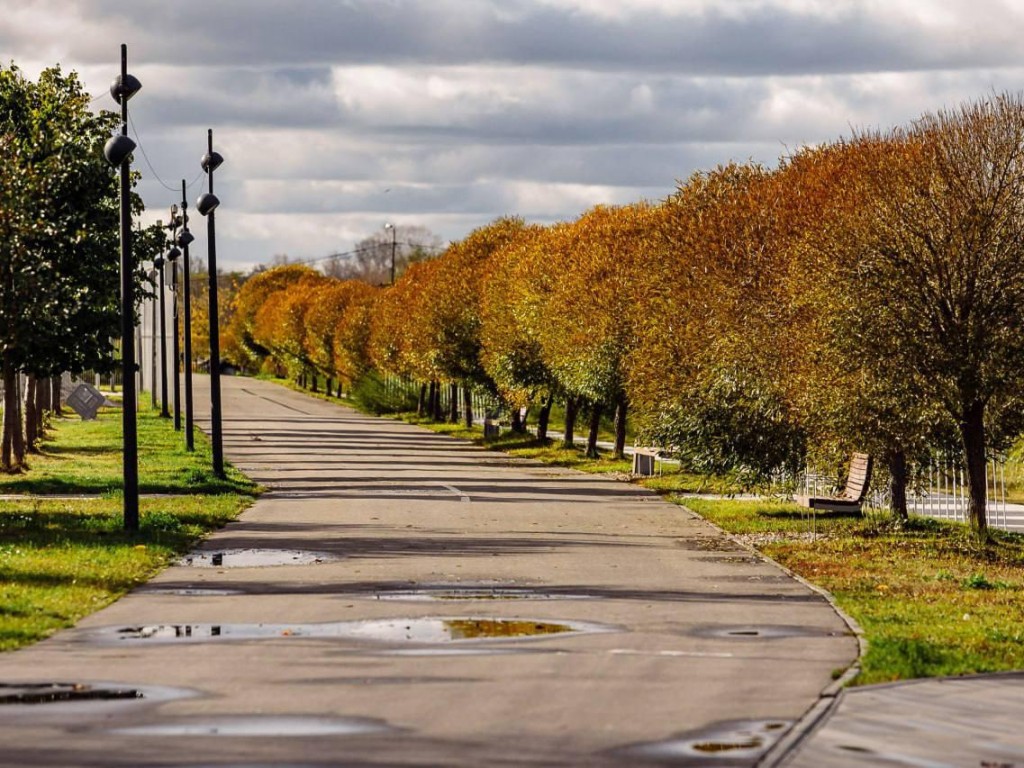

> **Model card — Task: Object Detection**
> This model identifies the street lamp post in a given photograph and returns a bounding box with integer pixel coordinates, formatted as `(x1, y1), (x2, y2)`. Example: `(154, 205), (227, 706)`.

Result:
(103, 43), (141, 532)
(197, 129), (224, 478)
(167, 228), (182, 431)
(155, 251), (169, 419)
(384, 222), (397, 285)
(149, 272), (157, 409)
(179, 180), (196, 452)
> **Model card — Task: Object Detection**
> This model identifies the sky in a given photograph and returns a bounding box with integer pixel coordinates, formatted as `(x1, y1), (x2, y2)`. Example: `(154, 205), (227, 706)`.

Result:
(3, 0), (1024, 272)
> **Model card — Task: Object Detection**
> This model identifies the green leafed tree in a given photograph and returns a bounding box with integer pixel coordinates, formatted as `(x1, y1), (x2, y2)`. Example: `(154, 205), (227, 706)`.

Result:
(0, 64), (125, 470)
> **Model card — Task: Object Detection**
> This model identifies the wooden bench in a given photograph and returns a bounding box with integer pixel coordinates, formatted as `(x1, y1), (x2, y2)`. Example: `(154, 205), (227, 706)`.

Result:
(795, 453), (873, 512)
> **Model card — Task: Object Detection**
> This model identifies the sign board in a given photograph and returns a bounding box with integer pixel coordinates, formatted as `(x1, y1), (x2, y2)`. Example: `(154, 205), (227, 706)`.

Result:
(66, 383), (106, 420)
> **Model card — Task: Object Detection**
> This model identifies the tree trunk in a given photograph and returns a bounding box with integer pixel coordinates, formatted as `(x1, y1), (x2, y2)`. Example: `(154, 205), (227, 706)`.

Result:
(417, 383), (427, 417)
(562, 395), (578, 449)
(24, 375), (37, 453)
(2, 360), (23, 471)
(326, 377), (333, 397)
(39, 376), (51, 414)
(448, 383), (458, 423)
(310, 371), (318, 393)
(430, 380), (443, 421)
(887, 447), (909, 522)
(586, 402), (603, 459)
(510, 406), (522, 433)
(613, 393), (628, 460)
(960, 399), (989, 536)
(51, 376), (62, 415)
(463, 386), (473, 429)
(537, 394), (553, 443)
(34, 376), (46, 438)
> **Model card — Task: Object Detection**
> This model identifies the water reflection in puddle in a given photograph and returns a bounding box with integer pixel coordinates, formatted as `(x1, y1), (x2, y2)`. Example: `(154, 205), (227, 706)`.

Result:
(618, 719), (791, 764)
(109, 715), (390, 737)
(0, 683), (142, 705)
(138, 587), (243, 597)
(98, 617), (612, 645)
(177, 549), (339, 568)
(691, 625), (846, 640)
(372, 587), (595, 602)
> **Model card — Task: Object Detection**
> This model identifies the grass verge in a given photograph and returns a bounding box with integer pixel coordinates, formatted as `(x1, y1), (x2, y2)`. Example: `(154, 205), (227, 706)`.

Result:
(682, 499), (1024, 685)
(0, 403), (259, 651)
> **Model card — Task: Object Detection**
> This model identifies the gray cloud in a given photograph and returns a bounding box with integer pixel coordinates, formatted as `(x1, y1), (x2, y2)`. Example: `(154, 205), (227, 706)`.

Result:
(5, 0), (1022, 269)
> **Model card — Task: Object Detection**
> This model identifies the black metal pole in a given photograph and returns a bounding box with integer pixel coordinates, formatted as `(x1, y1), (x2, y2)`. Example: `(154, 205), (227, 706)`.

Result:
(157, 256), (169, 418)
(182, 180), (195, 452)
(171, 242), (181, 431)
(150, 289), (157, 409)
(390, 225), (396, 285)
(117, 44), (139, 532)
(206, 130), (224, 478)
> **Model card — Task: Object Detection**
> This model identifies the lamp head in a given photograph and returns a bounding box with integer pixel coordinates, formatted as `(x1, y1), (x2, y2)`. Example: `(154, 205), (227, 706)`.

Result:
(196, 192), (220, 216)
(109, 73), (142, 104)
(201, 151), (224, 173)
(103, 134), (136, 166)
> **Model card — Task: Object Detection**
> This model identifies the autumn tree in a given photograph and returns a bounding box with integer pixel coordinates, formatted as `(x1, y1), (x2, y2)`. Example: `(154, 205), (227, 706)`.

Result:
(626, 165), (806, 485)
(251, 273), (327, 383)
(228, 264), (321, 373)
(303, 279), (376, 395)
(479, 223), (562, 440)
(331, 282), (378, 393)
(413, 218), (528, 426)
(833, 94), (1024, 534)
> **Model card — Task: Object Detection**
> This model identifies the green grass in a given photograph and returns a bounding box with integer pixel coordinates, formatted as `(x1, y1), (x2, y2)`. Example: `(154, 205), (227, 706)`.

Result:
(682, 498), (1024, 685)
(0, 401), (258, 651)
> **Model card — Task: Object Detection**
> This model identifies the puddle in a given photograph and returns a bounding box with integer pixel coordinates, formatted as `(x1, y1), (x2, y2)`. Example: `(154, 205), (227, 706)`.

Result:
(0, 683), (198, 720)
(91, 617), (613, 645)
(177, 549), (339, 568)
(371, 587), (594, 602)
(138, 587), (244, 597)
(374, 647), (561, 657)
(0, 682), (142, 705)
(691, 625), (845, 640)
(618, 719), (790, 764)
(109, 714), (390, 737)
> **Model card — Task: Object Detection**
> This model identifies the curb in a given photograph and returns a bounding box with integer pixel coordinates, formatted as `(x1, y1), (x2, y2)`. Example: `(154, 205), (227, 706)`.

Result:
(672, 500), (866, 768)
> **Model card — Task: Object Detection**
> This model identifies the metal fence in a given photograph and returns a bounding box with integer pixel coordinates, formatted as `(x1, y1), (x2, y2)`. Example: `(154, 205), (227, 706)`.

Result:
(799, 453), (1017, 531)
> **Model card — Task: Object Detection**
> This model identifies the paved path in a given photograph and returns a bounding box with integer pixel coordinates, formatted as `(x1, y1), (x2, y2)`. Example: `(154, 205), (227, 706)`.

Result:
(782, 672), (1024, 767)
(0, 377), (856, 766)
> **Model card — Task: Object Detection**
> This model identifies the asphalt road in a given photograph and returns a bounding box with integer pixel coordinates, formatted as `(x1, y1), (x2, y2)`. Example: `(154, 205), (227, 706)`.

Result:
(0, 377), (857, 767)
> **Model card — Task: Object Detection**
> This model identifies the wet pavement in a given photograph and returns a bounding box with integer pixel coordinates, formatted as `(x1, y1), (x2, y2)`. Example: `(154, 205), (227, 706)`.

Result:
(0, 377), (858, 766)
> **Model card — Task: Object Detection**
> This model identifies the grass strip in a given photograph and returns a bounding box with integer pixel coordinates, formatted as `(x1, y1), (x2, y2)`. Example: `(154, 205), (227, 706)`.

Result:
(0, 403), (258, 651)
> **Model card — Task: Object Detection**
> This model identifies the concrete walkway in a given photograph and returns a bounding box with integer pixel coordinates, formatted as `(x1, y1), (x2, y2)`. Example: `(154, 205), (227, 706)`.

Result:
(1, 377), (858, 766)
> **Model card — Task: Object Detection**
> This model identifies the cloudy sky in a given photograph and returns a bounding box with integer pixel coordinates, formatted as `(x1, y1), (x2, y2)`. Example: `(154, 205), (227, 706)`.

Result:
(3, 0), (1024, 271)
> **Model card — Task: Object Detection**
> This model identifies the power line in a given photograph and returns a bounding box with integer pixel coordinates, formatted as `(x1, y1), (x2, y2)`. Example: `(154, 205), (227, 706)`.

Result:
(292, 240), (444, 267)
(127, 112), (205, 193)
